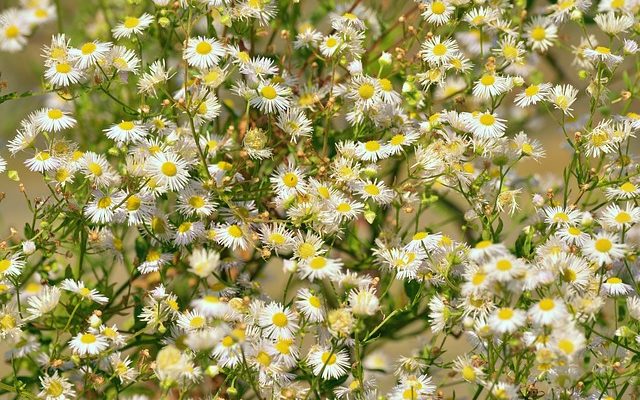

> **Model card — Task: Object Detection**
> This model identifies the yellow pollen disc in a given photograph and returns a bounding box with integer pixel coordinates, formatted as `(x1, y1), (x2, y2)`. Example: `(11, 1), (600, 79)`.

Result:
(496, 259), (512, 271)
(365, 140), (381, 152)
(531, 26), (546, 41)
(269, 233), (286, 245)
(431, 1), (446, 14)
(204, 295), (219, 303)
(189, 196), (205, 209)
(126, 196), (142, 211)
(557, 339), (574, 354)
(462, 365), (476, 381)
(190, 316), (205, 328)
(81, 42), (97, 55)
(80, 333), (97, 344)
(525, 85), (539, 97)
(480, 74), (495, 86)
(118, 121), (135, 131)
(272, 312), (288, 327)
(228, 225), (243, 238)
(607, 277), (622, 284)
(0, 260), (10, 272)
(47, 109), (63, 119)
(161, 162), (177, 177)
(78, 287), (91, 297)
(309, 256), (327, 270)
(553, 212), (569, 222)
(379, 78), (392, 91)
(615, 212), (631, 224)
(123, 17), (139, 29)
(472, 273), (486, 286)
(497, 308), (514, 320)
(309, 295), (321, 308)
(195, 41), (212, 55)
(282, 172), (298, 188)
(298, 243), (315, 258)
(326, 37), (337, 48)
(568, 226), (581, 235)
(521, 143), (534, 155)
(503, 45), (518, 59)
(261, 85), (277, 99)
(479, 113), (495, 126)
(595, 46), (610, 54)
(317, 186), (330, 199)
(358, 83), (375, 100)
(475, 240), (491, 249)
(364, 184), (380, 195)
(46, 381), (64, 396)
(594, 238), (612, 253)
(432, 43), (447, 56)
(336, 203), (351, 213)
(36, 151), (51, 161)
(178, 222), (191, 233)
(413, 232), (428, 241)
(5, 25), (19, 38)
(256, 351), (271, 366)
(88, 162), (103, 176)
(275, 339), (292, 354)
(621, 182), (637, 192)
(390, 134), (405, 146)
(321, 352), (337, 365)
(97, 197), (112, 209)
(611, 0), (624, 7)
(222, 336), (234, 347)
(538, 298), (555, 311)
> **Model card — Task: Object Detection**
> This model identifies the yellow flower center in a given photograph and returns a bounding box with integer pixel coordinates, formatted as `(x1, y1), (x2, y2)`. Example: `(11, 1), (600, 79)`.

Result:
(261, 85), (277, 100)
(88, 162), (103, 176)
(472, 273), (486, 286)
(432, 43), (447, 56)
(298, 243), (315, 258)
(621, 182), (637, 192)
(431, 1), (446, 14)
(379, 78), (392, 91)
(308, 295), (321, 308)
(595, 46), (610, 54)
(272, 312), (289, 327)
(594, 238), (612, 253)
(364, 184), (380, 195)
(496, 259), (512, 271)
(161, 162), (177, 177)
(480, 74), (495, 86)
(607, 277), (622, 284)
(97, 196), (112, 209)
(553, 212), (569, 222)
(118, 121), (135, 131)
(615, 212), (632, 224)
(123, 17), (139, 29)
(195, 41), (212, 55)
(178, 222), (191, 233)
(475, 240), (492, 249)
(81, 42), (97, 55)
(190, 316), (205, 328)
(228, 225), (243, 238)
(336, 202), (351, 213)
(80, 333), (97, 344)
(283, 172), (298, 188)
(525, 85), (539, 97)
(5, 25), (19, 38)
(365, 140), (380, 152)
(497, 308), (514, 320)
(538, 298), (555, 311)
(531, 26), (546, 41)
(46, 381), (64, 396)
(462, 365), (476, 381)
(358, 83), (375, 100)
(189, 196), (205, 209)
(557, 339), (574, 354)
(256, 351), (272, 366)
(48, 109), (63, 120)
(479, 113), (495, 126)
(321, 352), (337, 365)
(326, 37), (337, 48)
(309, 256), (327, 270)
(126, 195), (141, 211)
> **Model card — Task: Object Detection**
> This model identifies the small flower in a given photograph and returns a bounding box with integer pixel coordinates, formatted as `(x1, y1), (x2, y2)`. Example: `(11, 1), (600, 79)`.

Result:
(61, 279), (109, 304)
(183, 36), (226, 69)
(112, 13), (154, 39)
(307, 347), (350, 380)
(69, 331), (109, 356)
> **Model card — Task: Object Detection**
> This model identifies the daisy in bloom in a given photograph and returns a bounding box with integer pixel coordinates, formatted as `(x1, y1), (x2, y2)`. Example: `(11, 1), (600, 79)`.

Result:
(250, 81), (291, 114)
(542, 206), (582, 226)
(600, 204), (640, 230)
(298, 256), (343, 281)
(259, 223), (294, 254)
(81, 151), (118, 187)
(307, 346), (350, 380)
(525, 17), (558, 52)
(514, 83), (551, 107)
(104, 120), (148, 144)
(70, 40), (111, 69)
(421, 36), (459, 66)
(84, 190), (116, 224)
(44, 60), (83, 87)
(472, 73), (511, 99)
(0, 10), (29, 53)
(547, 84), (578, 116)
(583, 233), (626, 265)
(348, 286), (380, 317)
(276, 108), (313, 143)
(26, 285), (61, 318)
(389, 374), (436, 400)
(110, 45), (141, 73)
(177, 310), (208, 331)
(270, 165), (308, 198)
(319, 34), (342, 57)
(138, 249), (172, 274)
(348, 75), (382, 110)
(61, 279), (109, 304)
(188, 248), (220, 278)
(551, 326), (585, 360)
(214, 223), (251, 250)
(355, 179), (394, 205)
(601, 276), (634, 297)
(146, 152), (190, 191)
(183, 36), (226, 70)
(355, 140), (389, 162)
(173, 221), (205, 246)
(584, 45), (623, 68)
(112, 13), (154, 39)
(25, 150), (61, 173)
(605, 181), (640, 200)
(69, 331), (109, 356)
(259, 302), (299, 339)
(422, 0), (455, 25)
(528, 297), (568, 326)
(34, 108), (76, 132)
(486, 255), (526, 282)
(296, 288), (324, 322)
(557, 226), (590, 246)
(0, 253), (25, 278)
(38, 371), (75, 400)
(489, 307), (526, 334)
(465, 111), (506, 138)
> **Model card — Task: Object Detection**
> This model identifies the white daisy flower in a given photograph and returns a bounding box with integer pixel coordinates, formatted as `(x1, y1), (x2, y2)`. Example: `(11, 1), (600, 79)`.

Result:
(298, 256), (342, 281)
(69, 331), (109, 356)
(61, 279), (109, 304)
(528, 297), (567, 326)
(601, 276), (634, 297)
(422, 0), (455, 25)
(183, 36), (226, 70)
(34, 108), (76, 132)
(259, 302), (299, 339)
(514, 83), (551, 107)
(295, 288), (324, 322)
(70, 40), (112, 69)
(250, 81), (291, 114)
(188, 248), (220, 278)
(489, 307), (526, 334)
(112, 13), (154, 39)
(465, 111), (506, 138)
(214, 223), (251, 250)
(38, 371), (75, 400)
(146, 152), (190, 191)
(307, 347), (350, 380)
(104, 120), (148, 144)
(44, 61), (83, 87)
(583, 232), (626, 265)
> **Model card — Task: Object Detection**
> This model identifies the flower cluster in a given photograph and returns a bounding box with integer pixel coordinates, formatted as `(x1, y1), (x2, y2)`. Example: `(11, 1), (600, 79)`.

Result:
(1, 0), (640, 399)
